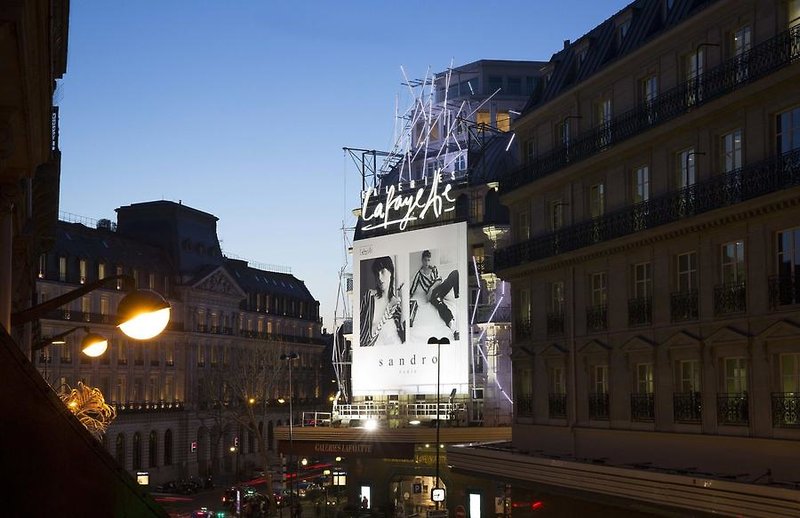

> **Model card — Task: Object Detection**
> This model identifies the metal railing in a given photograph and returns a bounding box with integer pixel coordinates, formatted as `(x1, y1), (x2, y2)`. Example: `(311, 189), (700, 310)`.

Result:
(717, 393), (748, 426)
(673, 392), (702, 423)
(586, 305), (607, 332)
(714, 281), (747, 315)
(546, 311), (565, 336)
(515, 317), (532, 340)
(772, 392), (800, 427)
(630, 393), (655, 422)
(501, 25), (800, 193)
(588, 392), (609, 420)
(769, 274), (800, 308)
(548, 393), (567, 419)
(497, 148), (800, 272)
(516, 394), (534, 418)
(628, 297), (652, 327)
(671, 290), (698, 322)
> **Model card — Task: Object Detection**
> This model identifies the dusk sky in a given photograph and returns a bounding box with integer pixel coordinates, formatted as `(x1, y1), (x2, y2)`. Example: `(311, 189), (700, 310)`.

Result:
(60, 0), (630, 330)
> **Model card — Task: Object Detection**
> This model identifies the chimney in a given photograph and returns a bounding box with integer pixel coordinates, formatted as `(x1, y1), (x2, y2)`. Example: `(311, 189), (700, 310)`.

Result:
(564, 39), (570, 49)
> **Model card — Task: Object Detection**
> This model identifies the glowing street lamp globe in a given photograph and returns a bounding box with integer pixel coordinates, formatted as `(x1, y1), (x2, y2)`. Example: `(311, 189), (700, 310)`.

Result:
(80, 333), (109, 358)
(117, 290), (171, 340)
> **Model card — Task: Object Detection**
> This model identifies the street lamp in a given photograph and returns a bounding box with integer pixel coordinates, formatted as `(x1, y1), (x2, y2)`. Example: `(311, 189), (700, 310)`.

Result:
(280, 352), (299, 501)
(32, 326), (109, 357)
(12, 274), (170, 340)
(427, 336), (450, 510)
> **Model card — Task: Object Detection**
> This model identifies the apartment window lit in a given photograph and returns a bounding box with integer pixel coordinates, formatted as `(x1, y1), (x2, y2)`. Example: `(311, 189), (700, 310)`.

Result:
(677, 148), (697, 188)
(197, 344), (206, 367)
(148, 273), (155, 290)
(148, 376), (159, 402)
(591, 272), (608, 306)
(59, 256), (67, 282)
(632, 166), (650, 203)
(781, 354), (800, 392)
(678, 359), (701, 392)
(164, 376), (174, 401)
(100, 298), (109, 318)
(551, 281), (565, 313)
(38, 254), (46, 279)
(496, 112), (511, 132)
(79, 259), (87, 284)
(594, 365), (609, 394)
(722, 129), (743, 173)
(98, 262), (105, 280)
(118, 340), (127, 366)
(677, 252), (698, 291)
(476, 111), (491, 127)
(116, 266), (123, 289)
(517, 210), (531, 241)
(724, 358), (748, 393)
(637, 363), (654, 393)
(633, 262), (652, 299)
(721, 240), (746, 284)
(777, 107), (800, 154)
(789, 0), (800, 27)
(116, 376), (127, 403)
(81, 296), (91, 319)
(550, 366), (566, 394)
(589, 183), (605, 218)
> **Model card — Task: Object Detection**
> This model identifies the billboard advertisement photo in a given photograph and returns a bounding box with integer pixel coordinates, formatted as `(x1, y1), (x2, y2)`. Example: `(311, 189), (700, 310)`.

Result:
(352, 222), (468, 396)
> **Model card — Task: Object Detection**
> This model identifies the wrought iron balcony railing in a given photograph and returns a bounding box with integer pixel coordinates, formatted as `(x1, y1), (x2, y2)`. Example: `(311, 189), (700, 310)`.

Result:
(496, 148), (800, 272)
(516, 394), (534, 418)
(671, 289), (698, 322)
(586, 304), (607, 332)
(546, 311), (565, 336)
(630, 393), (655, 422)
(769, 274), (800, 308)
(772, 392), (800, 428)
(628, 297), (652, 327)
(717, 393), (749, 426)
(515, 317), (532, 341)
(714, 281), (747, 315)
(501, 25), (800, 193)
(548, 393), (567, 419)
(588, 392), (609, 420)
(673, 392), (702, 423)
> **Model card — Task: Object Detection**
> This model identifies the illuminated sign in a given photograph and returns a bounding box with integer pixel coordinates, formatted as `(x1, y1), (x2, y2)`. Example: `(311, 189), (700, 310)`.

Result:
(278, 440), (415, 459)
(136, 472), (149, 485)
(360, 173), (456, 232)
(352, 223), (469, 395)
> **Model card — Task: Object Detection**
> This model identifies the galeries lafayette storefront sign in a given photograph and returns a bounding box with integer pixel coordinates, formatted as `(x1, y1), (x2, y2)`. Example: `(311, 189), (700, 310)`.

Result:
(278, 440), (415, 459)
(360, 172), (456, 232)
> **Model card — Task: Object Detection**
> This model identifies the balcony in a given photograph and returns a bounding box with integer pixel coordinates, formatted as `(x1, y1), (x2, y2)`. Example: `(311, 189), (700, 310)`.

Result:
(630, 393), (655, 422)
(588, 392), (609, 420)
(546, 311), (564, 336)
(673, 392), (702, 423)
(113, 400), (185, 414)
(515, 317), (532, 341)
(516, 394), (533, 418)
(769, 274), (800, 308)
(496, 148), (800, 272)
(717, 393), (748, 426)
(548, 393), (567, 419)
(627, 297), (652, 327)
(586, 305), (607, 332)
(501, 25), (800, 194)
(670, 290), (698, 322)
(772, 392), (800, 428)
(714, 281), (746, 315)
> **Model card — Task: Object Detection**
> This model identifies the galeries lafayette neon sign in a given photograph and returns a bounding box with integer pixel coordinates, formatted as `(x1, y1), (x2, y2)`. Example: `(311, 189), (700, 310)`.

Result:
(360, 173), (456, 232)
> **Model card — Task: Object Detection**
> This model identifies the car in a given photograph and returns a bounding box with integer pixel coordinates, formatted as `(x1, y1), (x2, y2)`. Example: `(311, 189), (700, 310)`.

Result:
(191, 508), (213, 518)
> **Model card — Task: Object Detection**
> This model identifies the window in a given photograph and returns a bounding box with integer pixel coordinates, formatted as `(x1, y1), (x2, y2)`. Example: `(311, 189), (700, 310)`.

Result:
(517, 210), (531, 241)
(62, 342), (72, 364)
(38, 254), (46, 278)
(79, 259), (87, 284)
(777, 227), (800, 281)
(550, 366), (566, 394)
(591, 272), (607, 306)
(637, 363), (654, 393)
(523, 139), (535, 164)
(518, 288), (531, 323)
(686, 49), (705, 104)
(733, 25), (752, 82)
(476, 111), (491, 127)
(789, 0), (800, 27)
(551, 200), (564, 230)
(487, 76), (503, 94)
(59, 256), (67, 282)
(148, 273), (155, 290)
(551, 281), (565, 313)
(558, 119), (571, 148)
(632, 166), (650, 203)
(507, 76), (522, 95)
(777, 107), (800, 154)
(470, 191), (484, 223)
(721, 240), (746, 284)
(116, 376), (127, 402)
(116, 265), (123, 289)
(633, 262), (652, 299)
(165, 343), (174, 367)
(132, 432), (142, 470)
(100, 297), (109, 317)
(589, 183), (605, 218)
(640, 75), (658, 105)
(678, 359), (701, 392)
(164, 376), (174, 401)
(496, 112), (511, 132)
(781, 353), (800, 392)
(116, 434), (126, 466)
(724, 358), (747, 393)
(98, 262), (106, 280)
(132, 269), (139, 288)
(594, 365), (609, 394)
(117, 340), (127, 366)
(677, 252), (698, 291)
(148, 430), (158, 467)
(596, 99), (612, 127)
(617, 18), (631, 44)
(722, 129), (743, 173)
(164, 429), (173, 466)
(677, 149), (696, 188)
(525, 76), (537, 95)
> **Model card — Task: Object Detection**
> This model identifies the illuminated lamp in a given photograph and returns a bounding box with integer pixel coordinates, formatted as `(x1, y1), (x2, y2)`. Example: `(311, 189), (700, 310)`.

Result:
(32, 326), (108, 357)
(409, 420), (421, 426)
(364, 419), (378, 431)
(117, 290), (171, 340)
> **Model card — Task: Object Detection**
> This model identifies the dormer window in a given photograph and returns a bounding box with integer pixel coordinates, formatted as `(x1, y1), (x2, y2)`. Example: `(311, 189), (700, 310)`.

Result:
(616, 16), (632, 47)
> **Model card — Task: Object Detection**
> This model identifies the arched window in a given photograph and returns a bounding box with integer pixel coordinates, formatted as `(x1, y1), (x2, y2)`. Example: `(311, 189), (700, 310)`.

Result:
(132, 432), (142, 470)
(148, 430), (158, 467)
(115, 433), (126, 467)
(164, 429), (173, 466)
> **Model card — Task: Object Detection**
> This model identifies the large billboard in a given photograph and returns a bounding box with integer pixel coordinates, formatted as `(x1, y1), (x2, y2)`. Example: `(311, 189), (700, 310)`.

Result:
(352, 222), (469, 396)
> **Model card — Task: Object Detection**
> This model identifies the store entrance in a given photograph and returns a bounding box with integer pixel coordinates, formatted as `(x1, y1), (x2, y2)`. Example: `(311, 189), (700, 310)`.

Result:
(390, 475), (446, 518)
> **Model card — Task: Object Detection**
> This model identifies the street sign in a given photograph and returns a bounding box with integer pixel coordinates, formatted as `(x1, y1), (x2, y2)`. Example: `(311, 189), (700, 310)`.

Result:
(455, 505), (466, 518)
(431, 487), (445, 502)
(413, 483), (422, 494)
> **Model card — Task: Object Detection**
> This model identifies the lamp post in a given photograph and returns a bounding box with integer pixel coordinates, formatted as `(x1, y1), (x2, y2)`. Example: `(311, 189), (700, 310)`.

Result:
(281, 352), (299, 505)
(427, 336), (450, 510)
(12, 274), (171, 340)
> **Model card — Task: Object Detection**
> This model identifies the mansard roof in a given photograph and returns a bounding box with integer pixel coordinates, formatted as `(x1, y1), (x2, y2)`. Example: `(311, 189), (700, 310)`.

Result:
(224, 259), (316, 302)
(521, 0), (722, 115)
(53, 221), (172, 272)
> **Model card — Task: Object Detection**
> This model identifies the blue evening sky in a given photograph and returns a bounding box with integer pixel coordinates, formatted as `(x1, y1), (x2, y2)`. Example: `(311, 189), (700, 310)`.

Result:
(60, 0), (630, 330)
